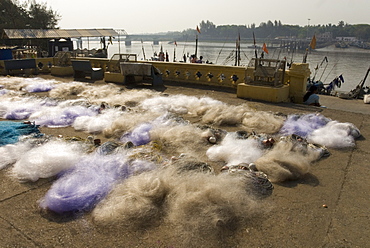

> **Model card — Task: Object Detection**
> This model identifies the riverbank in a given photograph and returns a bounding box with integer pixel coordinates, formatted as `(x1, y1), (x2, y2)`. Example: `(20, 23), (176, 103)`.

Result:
(0, 75), (369, 247)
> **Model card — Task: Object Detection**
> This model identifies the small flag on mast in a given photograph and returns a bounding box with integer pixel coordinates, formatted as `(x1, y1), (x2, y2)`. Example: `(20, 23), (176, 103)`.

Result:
(262, 43), (269, 54)
(310, 34), (316, 49)
(196, 25), (201, 34)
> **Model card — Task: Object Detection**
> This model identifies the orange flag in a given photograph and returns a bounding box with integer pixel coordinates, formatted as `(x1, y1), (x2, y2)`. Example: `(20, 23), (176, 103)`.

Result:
(262, 43), (269, 54)
(310, 34), (316, 49)
(196, 25), (201, 34)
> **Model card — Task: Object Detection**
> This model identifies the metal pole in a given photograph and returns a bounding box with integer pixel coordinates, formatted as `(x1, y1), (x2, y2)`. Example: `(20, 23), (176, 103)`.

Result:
(173, 45), (176, 62)
(118, 34), (121, 54)
(307, 18), (310, 38)
(195, 34), (198, 58)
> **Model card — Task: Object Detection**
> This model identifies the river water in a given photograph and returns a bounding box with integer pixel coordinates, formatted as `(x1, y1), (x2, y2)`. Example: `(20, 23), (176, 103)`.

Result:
(85, 40), (370, 92)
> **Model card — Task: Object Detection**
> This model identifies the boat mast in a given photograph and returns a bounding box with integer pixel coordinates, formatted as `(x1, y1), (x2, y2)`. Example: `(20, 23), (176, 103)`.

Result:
(350, 66), (370, 99)
(195, 34), (198, 58)
(253, 32), (258, 59)
(312, 56), (328, 81)
(195, 25), (201, 58)
(238, 37), (241, 66)
(173, 41), (176, 62)
(141, 39), (146, 60)
(234, 47), (238, 66)
(235, 33), (241, 66)
(356, 67), (370, 98)
(319, 57), (329, 81)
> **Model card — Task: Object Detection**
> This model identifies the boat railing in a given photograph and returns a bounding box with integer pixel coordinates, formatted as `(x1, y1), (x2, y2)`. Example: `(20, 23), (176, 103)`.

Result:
(144, 61), (246, 88)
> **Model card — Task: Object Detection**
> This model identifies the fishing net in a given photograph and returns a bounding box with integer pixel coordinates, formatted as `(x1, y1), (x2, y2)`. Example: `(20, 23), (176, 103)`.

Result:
(39, 150), (156, 214)
(0, 121), (40, 146)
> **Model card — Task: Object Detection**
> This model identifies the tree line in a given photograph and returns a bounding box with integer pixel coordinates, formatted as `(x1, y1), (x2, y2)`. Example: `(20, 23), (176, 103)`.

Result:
(174, 20), (370, 42)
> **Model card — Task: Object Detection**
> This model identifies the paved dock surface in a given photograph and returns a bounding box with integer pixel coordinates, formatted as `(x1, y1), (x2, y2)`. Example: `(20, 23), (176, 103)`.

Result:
(0, 79), (369, 248)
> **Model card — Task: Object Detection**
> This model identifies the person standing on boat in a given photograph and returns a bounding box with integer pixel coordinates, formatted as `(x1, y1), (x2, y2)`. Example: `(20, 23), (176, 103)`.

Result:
(159, 51), (165, 61)
(196, 56), (203, 63)
(303, 85), (321, 106)
(190, 54), (197, 63)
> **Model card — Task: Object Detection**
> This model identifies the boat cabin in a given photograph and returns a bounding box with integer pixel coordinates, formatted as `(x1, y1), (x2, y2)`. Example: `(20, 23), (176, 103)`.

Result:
(247, 58), (286, 87)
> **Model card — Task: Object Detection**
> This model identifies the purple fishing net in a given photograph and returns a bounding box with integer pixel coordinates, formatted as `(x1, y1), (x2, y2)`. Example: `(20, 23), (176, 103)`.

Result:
(279, 113), (331, 138)
(5, 108), (35, 120)
(25, 83), (55, 93)
(40, 152), (155, 214)
(0, 89), (8, 95)
(3, 98), (58, 120)
(33, 105), (98, 127)
(118, 114), (180, 146)
(120, 123), (153, 146)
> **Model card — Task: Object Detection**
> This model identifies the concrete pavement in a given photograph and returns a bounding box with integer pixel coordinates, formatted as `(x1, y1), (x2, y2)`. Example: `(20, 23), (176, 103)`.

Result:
(0, 82), (369, 248)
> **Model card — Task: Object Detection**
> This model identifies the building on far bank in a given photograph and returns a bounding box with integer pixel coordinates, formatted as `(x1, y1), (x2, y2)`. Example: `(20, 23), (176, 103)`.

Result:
(335, 37), (358, 42)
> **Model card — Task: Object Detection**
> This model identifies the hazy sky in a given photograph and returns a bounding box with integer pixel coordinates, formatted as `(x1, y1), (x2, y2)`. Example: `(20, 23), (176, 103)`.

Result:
(19, 0), (369, 34)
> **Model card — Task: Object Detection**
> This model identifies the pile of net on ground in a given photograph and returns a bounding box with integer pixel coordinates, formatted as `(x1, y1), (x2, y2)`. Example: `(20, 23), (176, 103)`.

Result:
(0, 76), (362, 243)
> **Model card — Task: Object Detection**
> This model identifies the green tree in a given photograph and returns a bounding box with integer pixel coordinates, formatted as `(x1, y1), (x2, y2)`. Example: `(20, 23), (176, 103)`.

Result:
(1, 0), (59, 30)
(354, 24), (370, 40)
(199, 20), (216, 35)
(1, 0), (59, 49)
(0, 0), (29, 30)
(27, 2), (60, 29)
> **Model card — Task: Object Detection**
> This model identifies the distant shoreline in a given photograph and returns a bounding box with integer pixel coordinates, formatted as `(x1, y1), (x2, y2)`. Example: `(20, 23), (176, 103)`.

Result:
(316, 44), (370, 53)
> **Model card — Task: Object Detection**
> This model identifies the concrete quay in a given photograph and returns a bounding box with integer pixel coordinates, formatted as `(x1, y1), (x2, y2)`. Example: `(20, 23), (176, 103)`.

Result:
(0, 79), (369, 248)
